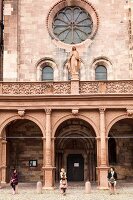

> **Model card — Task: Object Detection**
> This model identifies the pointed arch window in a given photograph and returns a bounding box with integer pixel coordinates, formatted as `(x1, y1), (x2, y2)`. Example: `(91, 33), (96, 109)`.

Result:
(42, 66), (53, 81)
(95, 65), (107, 80)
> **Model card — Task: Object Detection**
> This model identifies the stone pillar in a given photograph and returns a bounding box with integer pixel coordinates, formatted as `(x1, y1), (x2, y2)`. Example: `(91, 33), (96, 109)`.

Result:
(0, 137), (2, 183)
(43, 109), (55, 189)
(98, 108), (109, 189)
(1, 139), (7, 185)
(71, 74), (79, 94)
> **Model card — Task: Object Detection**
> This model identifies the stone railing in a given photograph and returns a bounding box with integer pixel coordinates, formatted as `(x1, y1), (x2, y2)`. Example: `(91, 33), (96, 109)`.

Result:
(80, 81), (133, 94)
(1, 82), (71, 95)
(0, 80), (133, 95)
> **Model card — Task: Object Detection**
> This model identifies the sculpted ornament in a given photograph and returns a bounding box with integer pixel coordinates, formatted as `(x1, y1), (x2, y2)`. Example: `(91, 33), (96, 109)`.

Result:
(127, 109), (133, 117)
(66, 46), (80, 80)
(18, 110), (25, 117)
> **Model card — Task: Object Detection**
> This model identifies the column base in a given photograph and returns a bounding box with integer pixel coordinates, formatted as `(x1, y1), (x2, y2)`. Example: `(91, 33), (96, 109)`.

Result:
(97, 165), (109, 189)
(42, 166), (56, 189)
(42, 186), (55, 190)
(0, 181), (7, 188)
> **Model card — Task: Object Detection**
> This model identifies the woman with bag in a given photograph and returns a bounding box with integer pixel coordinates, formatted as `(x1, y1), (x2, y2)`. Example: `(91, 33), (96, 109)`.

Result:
(60, 168), (67, 196)
(10, 169), (18, 195)
(107, 167), (117, 195)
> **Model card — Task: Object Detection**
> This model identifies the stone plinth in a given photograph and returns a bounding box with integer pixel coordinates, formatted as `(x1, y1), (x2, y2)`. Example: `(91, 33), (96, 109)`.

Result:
(97, 166), (109, 189)
(71, 79), (79, 94)
(43, 167), (55, 189)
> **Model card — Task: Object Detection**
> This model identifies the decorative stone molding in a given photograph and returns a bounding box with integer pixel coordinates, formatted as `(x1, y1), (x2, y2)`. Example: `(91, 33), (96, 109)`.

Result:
(72, 109), (79, 115)
(45, 109), (52, 115)
(2, 82), (71, 95)
(18, 110), (25, 117)
(80, 81), (99, 94)
(99, 108), (106, 113)
(127, 109), (133, 117)
(1, 80), (133, 95)
(106, 81), (133, 93)
(54, 82), (71, 94)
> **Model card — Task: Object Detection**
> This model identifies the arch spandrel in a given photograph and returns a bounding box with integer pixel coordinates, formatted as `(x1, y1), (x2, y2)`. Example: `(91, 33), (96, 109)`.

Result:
(106, 114), (132, 137)
(0, 114), (45, 137)
(52, 114), (99, 138)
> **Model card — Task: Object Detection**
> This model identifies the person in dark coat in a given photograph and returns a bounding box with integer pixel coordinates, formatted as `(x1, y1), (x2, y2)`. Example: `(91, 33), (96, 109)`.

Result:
(10, 169), (18, 195)
(107, 167), (117, 195)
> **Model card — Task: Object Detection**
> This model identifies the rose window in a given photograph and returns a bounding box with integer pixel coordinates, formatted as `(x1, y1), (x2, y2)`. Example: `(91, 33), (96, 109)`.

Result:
(52, 6), (93, 44)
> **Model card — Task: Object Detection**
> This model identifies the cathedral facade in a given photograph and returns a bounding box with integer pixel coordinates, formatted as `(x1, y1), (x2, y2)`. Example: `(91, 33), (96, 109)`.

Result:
(0, 0), (133, 189)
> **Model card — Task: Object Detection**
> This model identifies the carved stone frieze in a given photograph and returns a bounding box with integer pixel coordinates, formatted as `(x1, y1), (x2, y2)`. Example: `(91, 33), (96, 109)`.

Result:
(53, 82), (71, 94)
(79, 82), (99, 94)
(2, 82), (71, 95)
(106, 81), (133, 93)
(1, 81), (133, 95)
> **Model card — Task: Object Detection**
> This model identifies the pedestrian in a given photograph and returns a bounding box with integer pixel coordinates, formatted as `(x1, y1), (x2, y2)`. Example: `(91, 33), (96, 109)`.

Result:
(107, 167), (117, 195)
(10, 168), (18, 195)
(60, 168), (67, 195)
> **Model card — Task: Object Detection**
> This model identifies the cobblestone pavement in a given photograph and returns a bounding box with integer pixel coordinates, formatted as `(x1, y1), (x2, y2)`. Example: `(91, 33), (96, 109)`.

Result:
(0, 182), (133, 200)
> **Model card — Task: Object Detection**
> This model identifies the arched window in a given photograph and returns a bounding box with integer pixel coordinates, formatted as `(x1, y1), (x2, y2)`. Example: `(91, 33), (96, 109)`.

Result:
(108, 137), (117, 164)
(95, 65), (107, 80)
(42, 66), (53, 81)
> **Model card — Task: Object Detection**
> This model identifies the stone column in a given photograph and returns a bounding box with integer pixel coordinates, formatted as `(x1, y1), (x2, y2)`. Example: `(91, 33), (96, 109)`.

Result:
(43, 109), (55, 189)
(98, 108), (109, 189)
(1, 139), (7, 185)
(0, 137), (2, 184)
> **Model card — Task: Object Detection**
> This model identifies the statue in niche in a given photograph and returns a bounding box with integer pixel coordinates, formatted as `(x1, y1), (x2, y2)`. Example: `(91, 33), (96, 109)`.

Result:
(66, 46), (80, 79)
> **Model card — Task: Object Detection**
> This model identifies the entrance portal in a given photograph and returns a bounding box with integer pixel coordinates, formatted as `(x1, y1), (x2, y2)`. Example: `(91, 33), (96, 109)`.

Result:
(55, 118), (97, 182)
(67, 154), (84, 181)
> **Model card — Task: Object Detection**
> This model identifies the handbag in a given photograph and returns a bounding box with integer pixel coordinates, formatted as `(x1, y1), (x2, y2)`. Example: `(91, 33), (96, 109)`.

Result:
(109, 177), (115, 184)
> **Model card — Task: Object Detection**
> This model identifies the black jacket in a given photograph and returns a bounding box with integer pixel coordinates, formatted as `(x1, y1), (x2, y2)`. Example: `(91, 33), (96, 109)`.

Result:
(107, 171), (117, 180)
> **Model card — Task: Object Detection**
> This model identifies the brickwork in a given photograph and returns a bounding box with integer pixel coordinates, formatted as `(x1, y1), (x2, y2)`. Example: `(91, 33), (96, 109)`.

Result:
(6, 119), (43, 182)
(3, 0), (130, 81)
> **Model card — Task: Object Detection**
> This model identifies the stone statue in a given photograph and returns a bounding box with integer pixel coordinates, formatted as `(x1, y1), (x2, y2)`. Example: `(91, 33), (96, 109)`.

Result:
(66, 46), (80, 79)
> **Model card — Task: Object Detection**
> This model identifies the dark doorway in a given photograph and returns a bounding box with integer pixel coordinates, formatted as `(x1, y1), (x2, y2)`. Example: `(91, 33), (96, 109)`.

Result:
(67, 154), (84, 181)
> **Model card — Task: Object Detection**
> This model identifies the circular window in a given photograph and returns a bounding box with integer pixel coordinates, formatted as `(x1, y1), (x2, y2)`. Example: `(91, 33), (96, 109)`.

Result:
(52, 6), (93, 44)
(47, 0), (99, 48)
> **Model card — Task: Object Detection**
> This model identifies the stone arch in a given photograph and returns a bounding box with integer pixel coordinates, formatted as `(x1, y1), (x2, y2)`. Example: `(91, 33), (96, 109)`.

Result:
(106, 114), (128, 136)
(107, 115), (133, 180)
(3, 117), (44, 183)
(36, 57), (58, 81)
(91, 56), (113, 80)
(0, 114), (45, 137)
(54, 116), (97, 182)
(52, 114), (99, 138)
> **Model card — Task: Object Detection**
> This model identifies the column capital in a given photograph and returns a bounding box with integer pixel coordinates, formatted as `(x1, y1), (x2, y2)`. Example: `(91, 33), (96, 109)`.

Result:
(99, 108), (106, 113)
(45, 108), (52, 115)
(2, 140), (7, 144)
